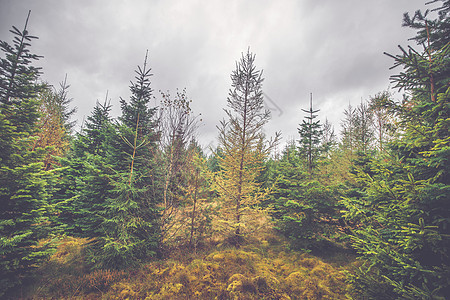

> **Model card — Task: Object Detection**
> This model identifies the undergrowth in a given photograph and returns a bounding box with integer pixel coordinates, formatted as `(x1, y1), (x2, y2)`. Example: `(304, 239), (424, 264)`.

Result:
(21, 234), (356, 299)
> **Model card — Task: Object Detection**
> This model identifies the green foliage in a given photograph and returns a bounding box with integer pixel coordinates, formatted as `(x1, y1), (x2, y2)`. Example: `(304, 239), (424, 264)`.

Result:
(82, 54), (161, 269)
(341, 149), (450, 298)
(342, 3), (450, 297)
(268, 143), (343, 251)
(77, 98), (114, 157)
(86, 170), (160, 269)
(0, 11), (42, 105)
(0, 12), (55, 297)
(267, 100), (343, 253)
(53, 99), (115, 236)
(55, 54), (161, 269)
(298, 94), (323, 175)
(119, 50), (157, 139)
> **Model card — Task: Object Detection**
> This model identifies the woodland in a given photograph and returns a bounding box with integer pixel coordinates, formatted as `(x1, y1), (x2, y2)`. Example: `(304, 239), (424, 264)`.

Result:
(0, 1), (449, 299)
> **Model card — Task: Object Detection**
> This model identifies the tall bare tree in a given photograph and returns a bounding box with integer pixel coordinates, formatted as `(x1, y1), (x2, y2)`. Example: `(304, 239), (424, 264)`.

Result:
(157, 89), (200, 240)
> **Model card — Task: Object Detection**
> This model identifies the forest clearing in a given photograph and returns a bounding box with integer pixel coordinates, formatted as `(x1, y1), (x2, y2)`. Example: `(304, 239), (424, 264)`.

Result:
(0, 1), (449, 299)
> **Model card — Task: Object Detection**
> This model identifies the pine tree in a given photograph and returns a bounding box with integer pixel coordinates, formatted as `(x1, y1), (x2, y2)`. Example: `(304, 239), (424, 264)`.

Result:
(85, 54), (161, 268)
(0, 11), (42, 105)
(297, 93), (323, 176)
(342, 2), (450, 298)
(266, 139), (342, 251)
(0, 12), (53, 296)
(119, 50), (157, 141)
(55, 98), (115, 235)
(213, 49), (279, 245)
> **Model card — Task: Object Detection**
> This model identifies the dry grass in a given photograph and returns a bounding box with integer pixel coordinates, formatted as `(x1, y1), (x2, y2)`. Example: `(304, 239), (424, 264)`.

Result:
(22, 233), (355, 299)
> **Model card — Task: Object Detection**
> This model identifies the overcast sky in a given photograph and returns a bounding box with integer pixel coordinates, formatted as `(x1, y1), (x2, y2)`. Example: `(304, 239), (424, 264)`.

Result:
(0, 0), (433, 151)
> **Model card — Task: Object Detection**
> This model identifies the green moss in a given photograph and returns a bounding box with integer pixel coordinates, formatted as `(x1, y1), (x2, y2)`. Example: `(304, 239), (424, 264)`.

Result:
(24, 235), (353, 299)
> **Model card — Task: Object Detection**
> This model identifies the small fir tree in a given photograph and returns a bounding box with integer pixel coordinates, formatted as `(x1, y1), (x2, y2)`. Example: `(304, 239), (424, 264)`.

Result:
(297, 93), (323, 176)
(267, 142), (342, 251)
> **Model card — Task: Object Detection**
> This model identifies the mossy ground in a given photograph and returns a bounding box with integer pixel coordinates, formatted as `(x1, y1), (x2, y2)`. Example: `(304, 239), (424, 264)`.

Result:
(16, 234), (357, 299)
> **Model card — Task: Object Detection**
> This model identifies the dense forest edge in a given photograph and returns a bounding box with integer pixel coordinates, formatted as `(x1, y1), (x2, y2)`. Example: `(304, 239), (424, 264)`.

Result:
(0, 1), (448, 299)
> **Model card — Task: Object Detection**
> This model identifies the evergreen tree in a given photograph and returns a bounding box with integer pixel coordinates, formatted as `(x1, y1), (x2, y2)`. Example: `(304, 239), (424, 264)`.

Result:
(55, 98), (115, 235)
(86, 54), (161, 268)
(297, 93), (323, 176)
(0, 11), (42, 105)
(77, 97), (114, 156)
(213, 49), (280, 245)
(342, 2), (450, 298)
(119, 50), (157, 140)
(267, 141), (342, 251)
(0, 12), (53, 296)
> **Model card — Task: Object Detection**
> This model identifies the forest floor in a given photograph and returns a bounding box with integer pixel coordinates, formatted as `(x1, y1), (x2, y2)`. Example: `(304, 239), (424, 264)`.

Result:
(15, 233), (358, 299)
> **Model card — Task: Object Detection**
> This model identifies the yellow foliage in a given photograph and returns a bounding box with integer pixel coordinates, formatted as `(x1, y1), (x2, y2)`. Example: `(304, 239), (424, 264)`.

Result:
(32, 88), (71, 170)
(25, 235), (353, 299)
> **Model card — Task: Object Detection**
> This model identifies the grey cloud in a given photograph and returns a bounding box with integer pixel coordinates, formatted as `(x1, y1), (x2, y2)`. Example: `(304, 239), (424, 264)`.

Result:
(0, 0), (428, 150)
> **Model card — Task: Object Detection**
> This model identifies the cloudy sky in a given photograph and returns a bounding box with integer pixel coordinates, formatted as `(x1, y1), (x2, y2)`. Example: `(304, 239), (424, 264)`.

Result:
(0, 0), (433, 151)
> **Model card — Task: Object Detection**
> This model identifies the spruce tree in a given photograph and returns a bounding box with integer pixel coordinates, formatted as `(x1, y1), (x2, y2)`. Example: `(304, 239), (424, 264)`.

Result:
(0, 11), (42, 105)
(298, 93), (323, 176)
(86, 54), (161, 268)
(55, 98), (115, 235)
(267, 141), (342, 251)
(342, 2), (450, 298)
(119, 50), (157, 143)
(0, 12), (53, 296)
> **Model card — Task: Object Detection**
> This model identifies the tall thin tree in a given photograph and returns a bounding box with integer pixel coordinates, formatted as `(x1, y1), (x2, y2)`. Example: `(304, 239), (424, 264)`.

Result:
(298, 93), (322, 176)
(214, 49), (279, 244)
